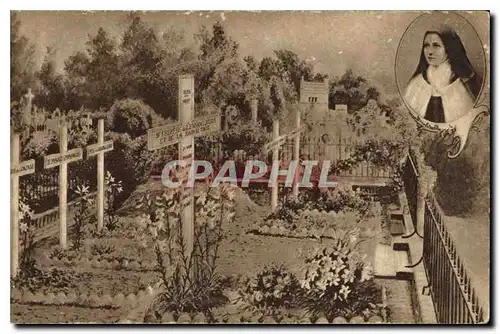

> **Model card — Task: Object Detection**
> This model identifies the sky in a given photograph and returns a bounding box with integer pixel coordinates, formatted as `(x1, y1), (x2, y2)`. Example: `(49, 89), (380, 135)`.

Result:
(15, 10), (490, 98)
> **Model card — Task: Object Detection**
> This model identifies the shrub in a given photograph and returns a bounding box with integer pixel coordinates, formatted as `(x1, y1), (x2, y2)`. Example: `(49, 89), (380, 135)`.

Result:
(106, 132), (156, 207)
(422, 122), (490, 216)
(266, 194), (311, 225)
(237, 263), (302, 310)
(106, 99), (163, 139)
(315, 186), (376, 221)
(298, 228), (378, 319)
(220, 119), (271, 158)
(264, 187), (375, 226)
(90, 243), (116, 257)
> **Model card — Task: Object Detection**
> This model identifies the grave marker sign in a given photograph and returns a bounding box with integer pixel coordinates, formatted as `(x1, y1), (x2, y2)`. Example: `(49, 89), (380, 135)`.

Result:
(85, 119), (114, 231)
(147, 74), (220, 259)
(43, 121), (83, 249)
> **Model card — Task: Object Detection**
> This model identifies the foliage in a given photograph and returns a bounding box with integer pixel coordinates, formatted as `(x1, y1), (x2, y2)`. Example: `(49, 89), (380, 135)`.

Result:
(104, 171), (123, 231)
(421, 118), (489, 216)
(71, 184), (96, 250)
(137, 182), (236, 316)
(237, 263), (302, 310)
(329, 70), (381, 111)
(106, 99), (163, 139)
(36, 47), (66, 110)
(265, 186), (375, 226)
(220, 119), (271, 158)
(266, 194), (310, 224)
(106, 132), (156, 206)
(11, 266), (82, 294)
(21, 130), (59, 160)
(90, 243), (116, 257)
(315, 186), (376, 221)
(297, 230), (379, 319)
(17, 198), (36, 275)
(11, 12), (37, 102)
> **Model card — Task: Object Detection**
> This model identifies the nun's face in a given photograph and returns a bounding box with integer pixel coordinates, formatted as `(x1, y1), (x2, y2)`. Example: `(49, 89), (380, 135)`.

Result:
(423, 33), (447, 67)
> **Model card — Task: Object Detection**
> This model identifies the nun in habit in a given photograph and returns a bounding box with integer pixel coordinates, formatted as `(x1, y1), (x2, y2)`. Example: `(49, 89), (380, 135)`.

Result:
(404, 26), (483, 124)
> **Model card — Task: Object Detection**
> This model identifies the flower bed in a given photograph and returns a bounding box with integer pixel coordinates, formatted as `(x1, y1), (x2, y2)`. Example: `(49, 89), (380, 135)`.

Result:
(248, 209), (382, 240)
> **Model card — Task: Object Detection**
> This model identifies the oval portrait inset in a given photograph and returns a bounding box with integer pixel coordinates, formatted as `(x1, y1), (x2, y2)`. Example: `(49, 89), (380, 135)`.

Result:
(395, 12), (489, 157)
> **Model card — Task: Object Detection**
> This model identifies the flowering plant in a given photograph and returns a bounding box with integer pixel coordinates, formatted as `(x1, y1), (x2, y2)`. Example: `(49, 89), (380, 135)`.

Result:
(137, 181), (236, 317)
(104, 171), (123, 231)
(298, 228), (378, 319)
(237, 264), (301, 311)
(71, 184), (95, 250)
(18, 198), (36, 271)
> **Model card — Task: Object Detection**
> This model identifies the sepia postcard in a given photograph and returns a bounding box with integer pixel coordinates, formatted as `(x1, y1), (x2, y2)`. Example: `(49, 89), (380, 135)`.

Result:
(10, 10), (490, 324)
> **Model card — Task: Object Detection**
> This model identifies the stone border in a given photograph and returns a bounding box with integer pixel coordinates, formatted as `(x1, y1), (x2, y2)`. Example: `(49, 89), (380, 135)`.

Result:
(123, 311), (386, 324)
(43, 253), (156, 272)
(11, 280), (163, 308)
(247, 226), (378, 240)
(119, 287), (390, 324)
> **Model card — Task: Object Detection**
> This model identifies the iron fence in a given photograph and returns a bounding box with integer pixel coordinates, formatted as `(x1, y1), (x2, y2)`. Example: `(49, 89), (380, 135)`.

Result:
(185, 137), (394, 180)
(423, 194), (485, 323)
(19, 157), (97, 214)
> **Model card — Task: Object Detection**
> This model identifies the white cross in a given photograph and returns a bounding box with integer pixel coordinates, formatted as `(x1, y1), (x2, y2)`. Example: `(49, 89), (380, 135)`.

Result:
(85, 119), (114, 232)
(147, 74), (220, 260)
(10, 134), (36, 277)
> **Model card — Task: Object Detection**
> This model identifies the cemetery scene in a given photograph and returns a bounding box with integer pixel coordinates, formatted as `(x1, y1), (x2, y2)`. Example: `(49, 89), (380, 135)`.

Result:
(10, 11), (490, 324)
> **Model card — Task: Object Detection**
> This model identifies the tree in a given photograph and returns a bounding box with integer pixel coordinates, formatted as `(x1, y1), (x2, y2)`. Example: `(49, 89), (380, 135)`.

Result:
(63, 51), (91, 110)
(11, 12), (36, 103)
(329, 70), (380, 111)
(85, 27), (121, 109)
(36, 47), (66, 110)
(120, 13), (168, 117)
(195, 21), (239, 107)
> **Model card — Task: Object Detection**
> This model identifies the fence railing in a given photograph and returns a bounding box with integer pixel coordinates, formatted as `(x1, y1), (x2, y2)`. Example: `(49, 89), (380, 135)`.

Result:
(19, 158), (97, 214)
(182, 138), (393, 180)
(403, 151), (485, 324)
(423, 194), (485, 324)
(282, 140), (393, 179)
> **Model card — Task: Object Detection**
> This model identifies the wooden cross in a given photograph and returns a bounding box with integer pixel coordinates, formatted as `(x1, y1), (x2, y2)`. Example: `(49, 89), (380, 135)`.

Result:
(43, 121), (83, 249)
(147, 74), (221, 258)
(10, 133), (36, 277)
(262, 114), (304, 210)
(85, 119), (114, 232)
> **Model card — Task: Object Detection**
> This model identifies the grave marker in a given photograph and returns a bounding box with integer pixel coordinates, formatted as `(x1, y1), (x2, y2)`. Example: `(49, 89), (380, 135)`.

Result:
(43, 121), (83, 249)
(292, 110), (302, 197)
(262, 117), (304, 210)
(147, 74), (220, 259)
(10, 133), (36, 277)
(85, 119), (114, 231)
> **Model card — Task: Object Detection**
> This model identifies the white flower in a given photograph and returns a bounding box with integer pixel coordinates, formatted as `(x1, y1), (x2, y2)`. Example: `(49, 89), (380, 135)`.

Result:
(19, 222), (28, 233)
(76, 184), (90, 196)
(341, 269), (355, 283)
(360, 264), (374, 282)
(340, 284), (351, 299)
